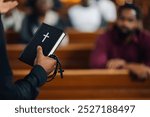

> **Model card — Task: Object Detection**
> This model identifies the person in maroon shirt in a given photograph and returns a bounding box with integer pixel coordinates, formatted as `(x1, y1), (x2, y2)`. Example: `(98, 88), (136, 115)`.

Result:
(90, 4), (150, 80)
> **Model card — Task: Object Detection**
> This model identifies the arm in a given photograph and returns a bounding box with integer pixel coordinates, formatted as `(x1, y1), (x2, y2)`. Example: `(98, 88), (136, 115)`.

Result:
(125, 63), (150, 80)
(14, 65), (48, 100)
(0, 15), (56, 99)
(142, 33), (150, 67)
(125, 33), (150, 80)
(0, 1), (56, 99)
(0, 65), (47, 100)
(0, 16), (45, 99)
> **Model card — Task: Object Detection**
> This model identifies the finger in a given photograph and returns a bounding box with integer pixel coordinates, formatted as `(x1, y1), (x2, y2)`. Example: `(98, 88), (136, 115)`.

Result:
(5, 1), (18, 6)
(53, 65), (56, 69)
(4, 1), (18, 11)
(114, 64), (120, 69)
(49, 64), (57, 74)
(111, 64), (117, 69)
(48, 58), (57, 65)
(137, 72), (148, 80)
(140, 75), (148, 80)
(34, 58), (37, 65)
(106, 62), (110, 69)
(106, 61), (112, 68)
(12, 1), (18, 5)
(109, 62), (115, 69)
(37, 46), (44, 58)
(7, 1), (18, 8)
(12, 1), (18, 6)
(108, 63), (114, 69)
(147, 71), (150, 80)
(0, 0), (4, 2)
(109, 63), (113, 69)
(52, 65), (57, 71)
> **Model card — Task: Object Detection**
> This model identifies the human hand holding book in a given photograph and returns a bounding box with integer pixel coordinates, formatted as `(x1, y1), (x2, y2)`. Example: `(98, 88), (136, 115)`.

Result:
(34, 46), (57, 75)
(19, 23), (66, 80)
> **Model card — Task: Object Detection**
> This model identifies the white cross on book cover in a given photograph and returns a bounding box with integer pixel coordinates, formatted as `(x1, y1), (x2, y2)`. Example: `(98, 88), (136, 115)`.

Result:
(19, 23), (66, 66)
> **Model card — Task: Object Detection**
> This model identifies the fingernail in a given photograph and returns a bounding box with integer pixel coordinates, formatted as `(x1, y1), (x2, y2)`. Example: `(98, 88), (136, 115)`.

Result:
(37, 46), (40, 50)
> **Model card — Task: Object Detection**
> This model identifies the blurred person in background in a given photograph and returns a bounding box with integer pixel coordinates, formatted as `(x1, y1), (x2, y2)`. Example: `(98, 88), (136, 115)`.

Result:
(21, 0), (60, 43)
(91, 0), (117, 27)
(27, 0), (62, 11)
(27, 0), (66, 30)
(115, 0), (150, 31)
(90, 4), (150, 80)
(68, 0), (117, 32)
(1, 0), (28, 32)
(68, 0), (102, 32)
(52, 0), (62, 11)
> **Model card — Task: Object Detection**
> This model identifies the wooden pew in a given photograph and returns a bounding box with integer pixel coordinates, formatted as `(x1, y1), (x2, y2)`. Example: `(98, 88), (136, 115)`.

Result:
(67, 29), (104, 44)
(7, 44), (94, 69)
(5, 30), (104, 44)
(5, 31), (21, 43)
(13, 69), (150, 100)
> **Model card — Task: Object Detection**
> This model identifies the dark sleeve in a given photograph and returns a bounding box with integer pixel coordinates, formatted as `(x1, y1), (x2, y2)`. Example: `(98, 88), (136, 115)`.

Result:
(89, 34), (109, 69)
(0, 15), (47, 100)
(14, 65), (47, 100)
(0, 65), (47, 100)
(0, 15), (13, 77)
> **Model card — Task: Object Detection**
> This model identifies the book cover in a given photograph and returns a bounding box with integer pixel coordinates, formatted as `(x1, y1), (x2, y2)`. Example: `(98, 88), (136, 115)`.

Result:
(19, 23), (66, 66)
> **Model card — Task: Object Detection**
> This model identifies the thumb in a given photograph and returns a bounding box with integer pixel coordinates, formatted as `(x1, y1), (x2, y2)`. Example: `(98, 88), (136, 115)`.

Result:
(36, 46), (44, 58)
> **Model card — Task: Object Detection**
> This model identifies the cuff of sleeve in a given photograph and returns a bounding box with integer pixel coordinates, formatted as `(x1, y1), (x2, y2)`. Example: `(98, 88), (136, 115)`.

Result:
(26, 65), (48, 87)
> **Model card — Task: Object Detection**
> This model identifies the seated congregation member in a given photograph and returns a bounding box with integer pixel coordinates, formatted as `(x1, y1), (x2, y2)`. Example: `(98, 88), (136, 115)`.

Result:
(21, 0), (59, 43)
(68, 0), (102, 32)
(0, 0), (56, 100)
(91, 0), (117, 27)
(90, 4), (150, 79)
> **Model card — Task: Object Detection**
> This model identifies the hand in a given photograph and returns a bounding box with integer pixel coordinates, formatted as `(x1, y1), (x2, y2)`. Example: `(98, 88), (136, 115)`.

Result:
(107, 59), (126, 69)
(0, 0), (18, 14)
(34, 46), (57, 75)
(126, 64), (150, 80)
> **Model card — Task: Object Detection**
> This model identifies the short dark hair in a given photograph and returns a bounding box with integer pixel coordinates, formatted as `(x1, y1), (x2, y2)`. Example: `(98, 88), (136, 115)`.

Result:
(118, 3), (142, 20)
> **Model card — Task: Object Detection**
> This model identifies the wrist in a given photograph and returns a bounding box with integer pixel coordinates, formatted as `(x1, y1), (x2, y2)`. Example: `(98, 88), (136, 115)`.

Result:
(36, 64), (48, 75)
(32, 65), (48, 86)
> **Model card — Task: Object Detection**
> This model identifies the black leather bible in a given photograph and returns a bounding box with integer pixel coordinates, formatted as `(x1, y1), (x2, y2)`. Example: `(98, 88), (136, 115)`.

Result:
(19, 23), (66, 66)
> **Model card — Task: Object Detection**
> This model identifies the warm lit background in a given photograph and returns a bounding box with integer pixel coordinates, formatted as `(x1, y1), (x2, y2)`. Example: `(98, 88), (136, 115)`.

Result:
(3, 0), (150, 100)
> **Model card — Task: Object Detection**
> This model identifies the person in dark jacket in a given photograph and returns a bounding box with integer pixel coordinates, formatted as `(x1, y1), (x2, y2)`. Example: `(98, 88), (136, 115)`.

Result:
(0, 0), (56, 100)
